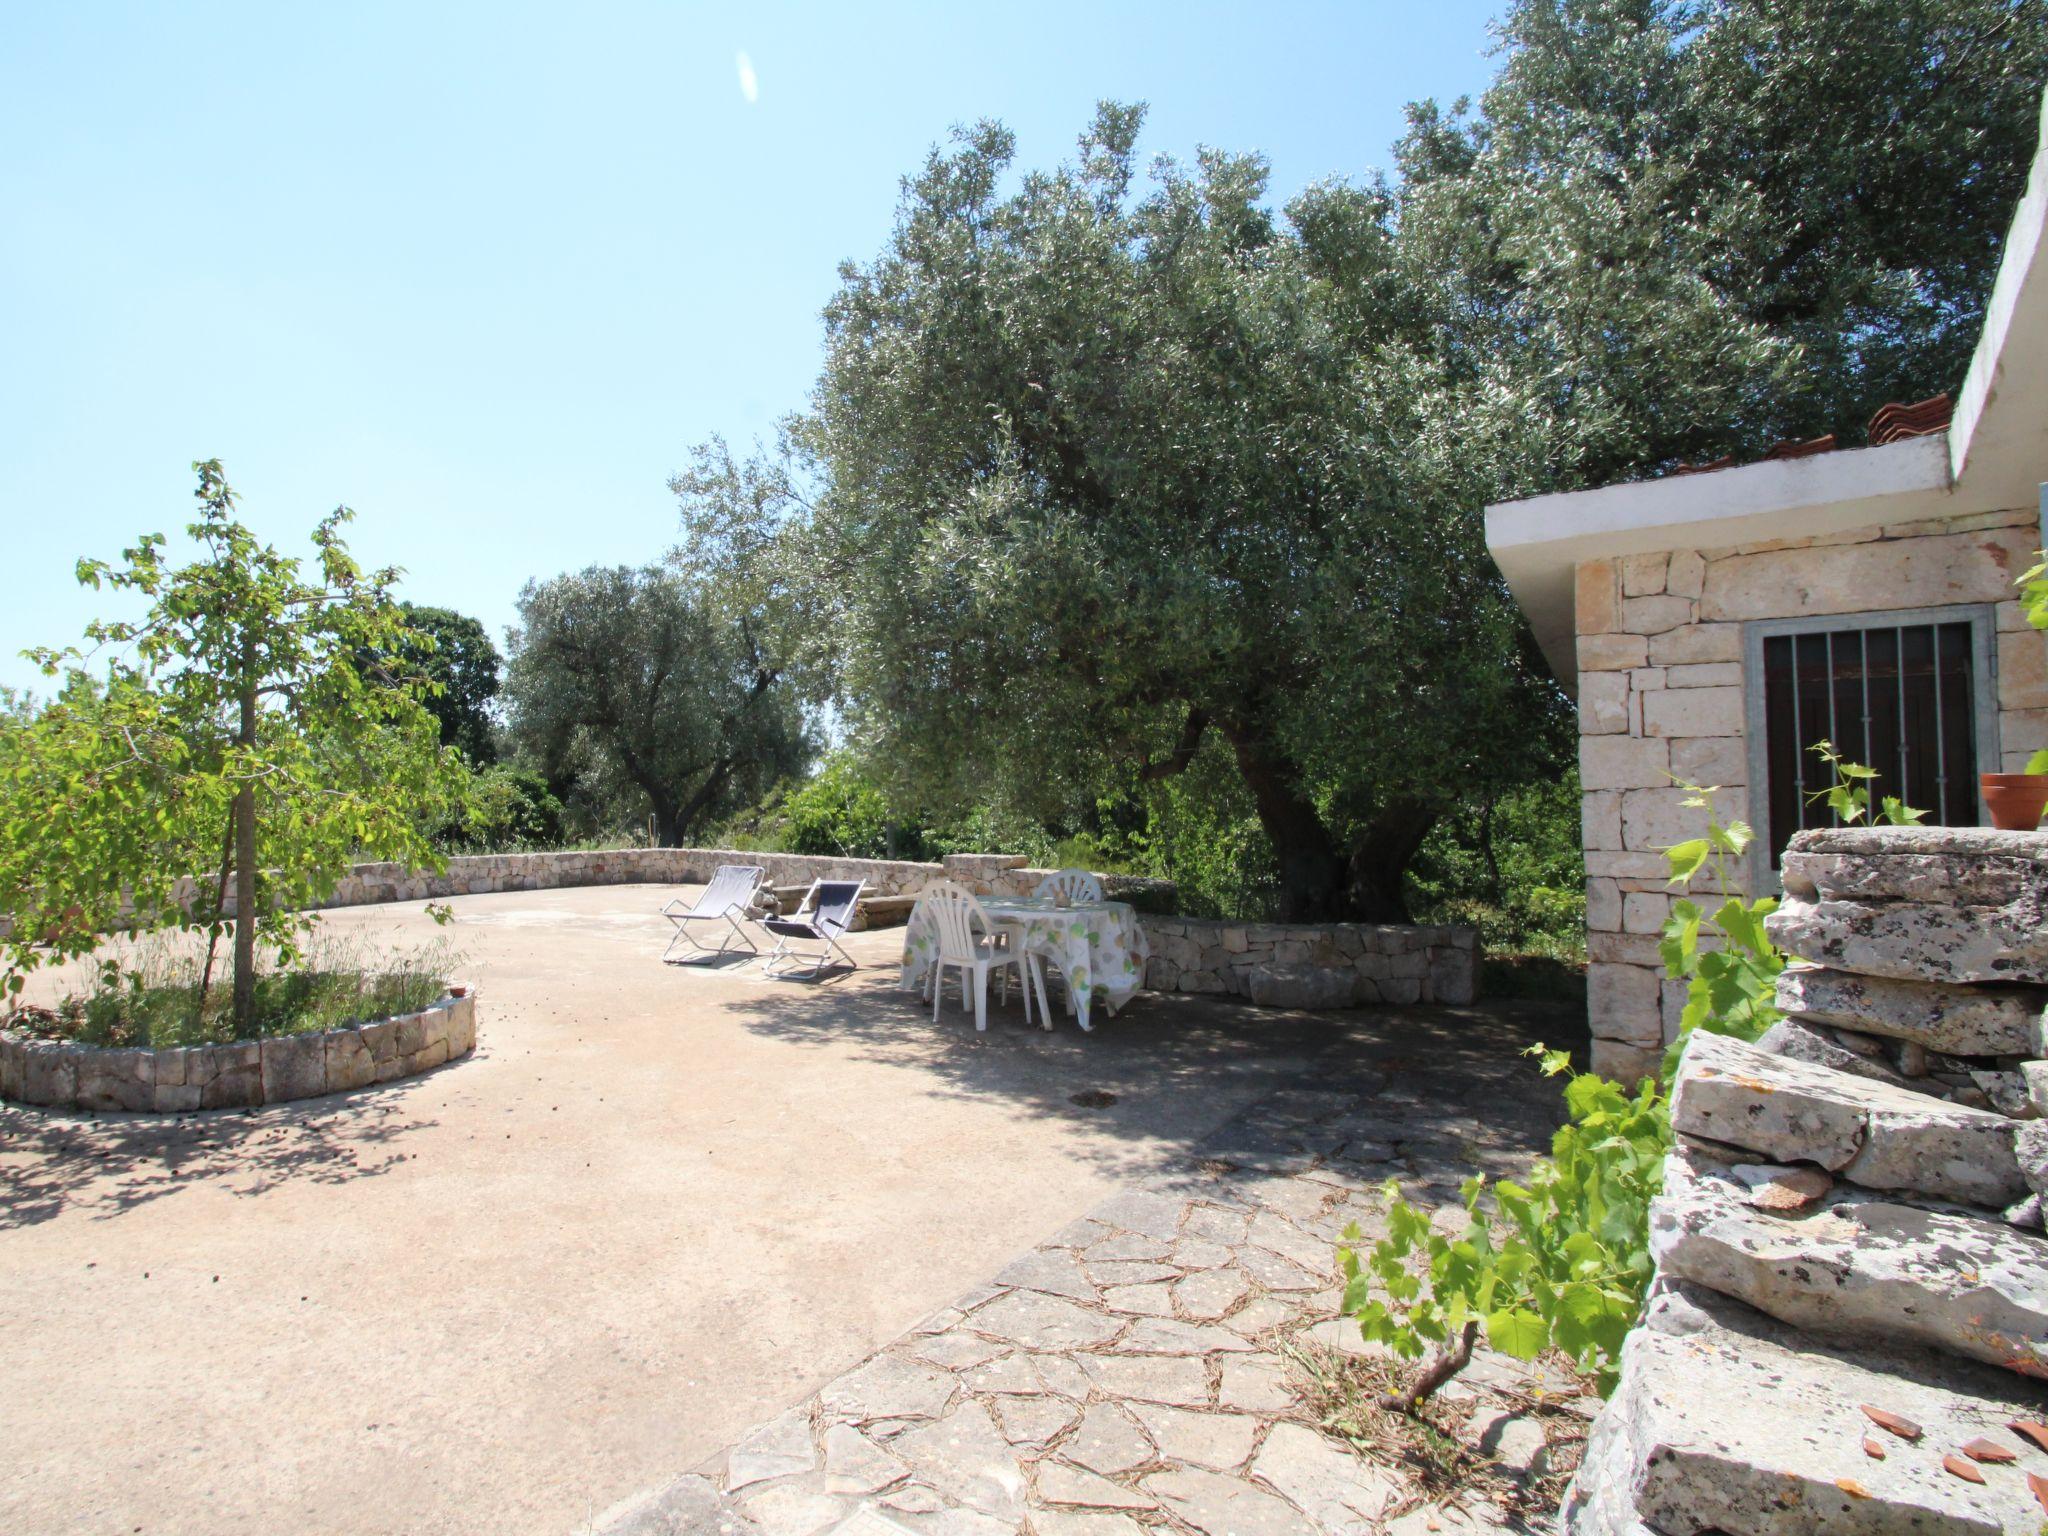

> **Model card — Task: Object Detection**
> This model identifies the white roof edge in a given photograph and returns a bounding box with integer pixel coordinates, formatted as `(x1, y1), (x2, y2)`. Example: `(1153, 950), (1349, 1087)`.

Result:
(1487, 435), (1953, 696)
(1952, 84), (2048, 484)
(1484, 434), (1951, 557)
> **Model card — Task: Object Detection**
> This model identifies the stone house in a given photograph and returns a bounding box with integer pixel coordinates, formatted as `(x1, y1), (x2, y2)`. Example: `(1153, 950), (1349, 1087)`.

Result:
(1486, 109), (2048, 1082)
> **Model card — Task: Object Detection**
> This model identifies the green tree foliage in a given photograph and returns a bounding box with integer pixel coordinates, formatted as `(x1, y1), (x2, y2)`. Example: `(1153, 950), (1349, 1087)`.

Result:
(1396, 0), (2048, 479)
(1407, 773), (1587, 963)
(780, 751), (899, 859)
(1, 462), (467, 1032)
(502, 565), (813, 846)
(787, 104), (1566, 922)
(395, 603), (502, 764)
(702, 1), (2045, 923)
(446, 764), (565, 852)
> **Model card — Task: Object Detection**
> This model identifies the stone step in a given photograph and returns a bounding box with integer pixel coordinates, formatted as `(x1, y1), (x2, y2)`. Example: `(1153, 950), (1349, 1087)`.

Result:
(1672, 1031), (2027, 1209)
(1757, 1015), (1917, 1089)
(1776, 964), (2048, 1059)
(1767, 893), (2048, 987)
(1781, 827), (2048, 908)
(1563, 1283), (2048, 1536)
(1651, 1143), (2048, 1377)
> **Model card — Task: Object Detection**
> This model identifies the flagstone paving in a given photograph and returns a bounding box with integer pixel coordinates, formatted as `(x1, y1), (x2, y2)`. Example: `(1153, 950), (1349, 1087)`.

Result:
(589, 1078), (1589, 1536)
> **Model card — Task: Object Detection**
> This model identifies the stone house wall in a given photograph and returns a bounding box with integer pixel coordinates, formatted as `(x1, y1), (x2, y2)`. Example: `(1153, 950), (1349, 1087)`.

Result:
(1576, 504), (2048, 1082)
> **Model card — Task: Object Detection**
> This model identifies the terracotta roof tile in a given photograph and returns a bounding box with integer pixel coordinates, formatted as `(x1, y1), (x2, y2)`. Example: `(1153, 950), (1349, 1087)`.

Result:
(1867, 393), (1952, 446)
(1654, 394), (1949, 481)
(1763, 433), (1838, 461)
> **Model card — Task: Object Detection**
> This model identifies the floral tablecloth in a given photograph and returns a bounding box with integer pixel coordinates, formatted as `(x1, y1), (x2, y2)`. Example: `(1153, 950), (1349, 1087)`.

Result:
(899, 896), (1150, 1031)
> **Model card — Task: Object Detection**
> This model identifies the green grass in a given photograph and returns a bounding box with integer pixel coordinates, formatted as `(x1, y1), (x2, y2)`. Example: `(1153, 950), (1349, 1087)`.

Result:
(8, 932), (458, 1049)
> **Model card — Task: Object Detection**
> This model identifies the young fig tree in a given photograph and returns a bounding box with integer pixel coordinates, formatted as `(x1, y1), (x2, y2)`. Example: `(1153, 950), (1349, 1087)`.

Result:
(3, 460), (468, 1031)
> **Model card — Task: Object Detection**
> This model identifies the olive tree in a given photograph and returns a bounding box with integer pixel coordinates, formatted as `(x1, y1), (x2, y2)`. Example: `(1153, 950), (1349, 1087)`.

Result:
(1394, 0), (2048, 481)
(502, 565), (813, 845)
(2, 461), (468, 1031)
(777, 105), (1563, 921)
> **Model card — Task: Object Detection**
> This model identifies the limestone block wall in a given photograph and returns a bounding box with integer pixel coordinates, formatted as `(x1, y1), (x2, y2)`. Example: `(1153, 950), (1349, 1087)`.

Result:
(0, 992), (477, 1113)
(1566, 824), (2048, 1535)
(1140, 918), (1478, 1007)
(1575, 506), (2048, 1083)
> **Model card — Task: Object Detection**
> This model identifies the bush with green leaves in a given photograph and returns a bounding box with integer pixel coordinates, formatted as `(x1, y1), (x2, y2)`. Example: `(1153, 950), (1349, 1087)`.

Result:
(444, 764), (565, 852)
(781, 751), (899, 859)
(1338, 774), (1805, 1408)
(1408, 773), (1586, 962)
(1341, 1053), (1668, 1406)
(2015, 554), (2048, 776)
(1656, 784), (1784, 1063)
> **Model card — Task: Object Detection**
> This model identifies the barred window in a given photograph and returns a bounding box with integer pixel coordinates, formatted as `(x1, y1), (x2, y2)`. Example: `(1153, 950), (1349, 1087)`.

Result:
(1744, 606), (1997, 880)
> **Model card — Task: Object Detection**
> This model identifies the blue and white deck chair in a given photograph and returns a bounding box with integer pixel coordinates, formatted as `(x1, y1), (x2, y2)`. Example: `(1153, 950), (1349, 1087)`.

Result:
(759, 879), (866, 980)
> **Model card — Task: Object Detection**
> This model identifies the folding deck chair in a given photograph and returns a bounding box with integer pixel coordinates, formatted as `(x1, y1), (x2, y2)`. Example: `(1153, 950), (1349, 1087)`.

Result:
(660, 864), (766, 964)
(758, 878), (865, 980)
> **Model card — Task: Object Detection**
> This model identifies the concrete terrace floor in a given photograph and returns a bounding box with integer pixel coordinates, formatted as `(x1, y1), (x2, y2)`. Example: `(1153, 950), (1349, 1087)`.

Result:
(0, 885), (1581, 1536)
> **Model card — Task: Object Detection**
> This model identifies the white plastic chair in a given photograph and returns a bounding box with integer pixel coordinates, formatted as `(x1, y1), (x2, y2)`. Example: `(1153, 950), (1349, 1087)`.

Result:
(1034, 868), (1104, 905)
(920, 881), (1047, 1032)
(1030, 868), (1104, 1017)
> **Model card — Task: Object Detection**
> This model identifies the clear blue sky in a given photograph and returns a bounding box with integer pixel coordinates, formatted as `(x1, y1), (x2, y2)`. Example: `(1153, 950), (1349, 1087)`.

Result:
(0, 2), (1504, 693)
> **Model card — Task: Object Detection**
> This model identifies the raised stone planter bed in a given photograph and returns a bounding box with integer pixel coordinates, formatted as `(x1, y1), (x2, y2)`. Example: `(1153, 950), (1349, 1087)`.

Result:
(0, 991), (476, 1113)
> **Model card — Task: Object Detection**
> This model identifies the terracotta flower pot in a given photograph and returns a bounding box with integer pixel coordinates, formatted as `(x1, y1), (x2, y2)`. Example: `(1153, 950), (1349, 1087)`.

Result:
(448, 985), (469, 999)
(1981, 773), (2048, 831)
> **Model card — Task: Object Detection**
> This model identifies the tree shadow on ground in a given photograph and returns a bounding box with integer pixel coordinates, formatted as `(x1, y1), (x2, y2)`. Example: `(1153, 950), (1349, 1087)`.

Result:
(704, 941), (1588, 1190)
(0, 1068), (451, 1231)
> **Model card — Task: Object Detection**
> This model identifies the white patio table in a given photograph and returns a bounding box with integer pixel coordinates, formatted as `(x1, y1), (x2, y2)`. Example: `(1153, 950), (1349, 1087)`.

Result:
(899, 894), (1150, 1031)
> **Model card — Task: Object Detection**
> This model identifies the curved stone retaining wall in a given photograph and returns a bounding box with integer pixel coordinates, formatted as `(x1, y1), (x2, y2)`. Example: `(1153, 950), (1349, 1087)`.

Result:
(155, 849), (1479, 1011)
(171, 849), (1177, 914)
(0, 992), (476, 1113)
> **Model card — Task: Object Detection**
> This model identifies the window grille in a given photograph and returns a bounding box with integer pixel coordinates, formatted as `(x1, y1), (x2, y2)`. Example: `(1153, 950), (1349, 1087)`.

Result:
(1743, 605), (1997, 881)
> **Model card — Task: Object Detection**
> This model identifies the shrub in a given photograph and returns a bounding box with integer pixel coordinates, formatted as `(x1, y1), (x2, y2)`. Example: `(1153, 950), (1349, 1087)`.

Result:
(1339, 780), (1786, 1410)
(1342, 1056), (1669, 1403)
(1407, 775), (1586, 962)
(8, 932), (457, 1048)
(447, 764), (565, 852)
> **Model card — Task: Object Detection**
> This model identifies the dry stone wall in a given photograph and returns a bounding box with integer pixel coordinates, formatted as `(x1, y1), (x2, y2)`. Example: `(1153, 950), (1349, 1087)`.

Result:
(1574, 506), (2048, 1085)
(169, 848), (1173, 914)
(0, 992), (477, 1113)
(1140, 917), (1478, 1008)
(163, 849), (1475, 1009)
(1566, 825), (2048, 1535)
